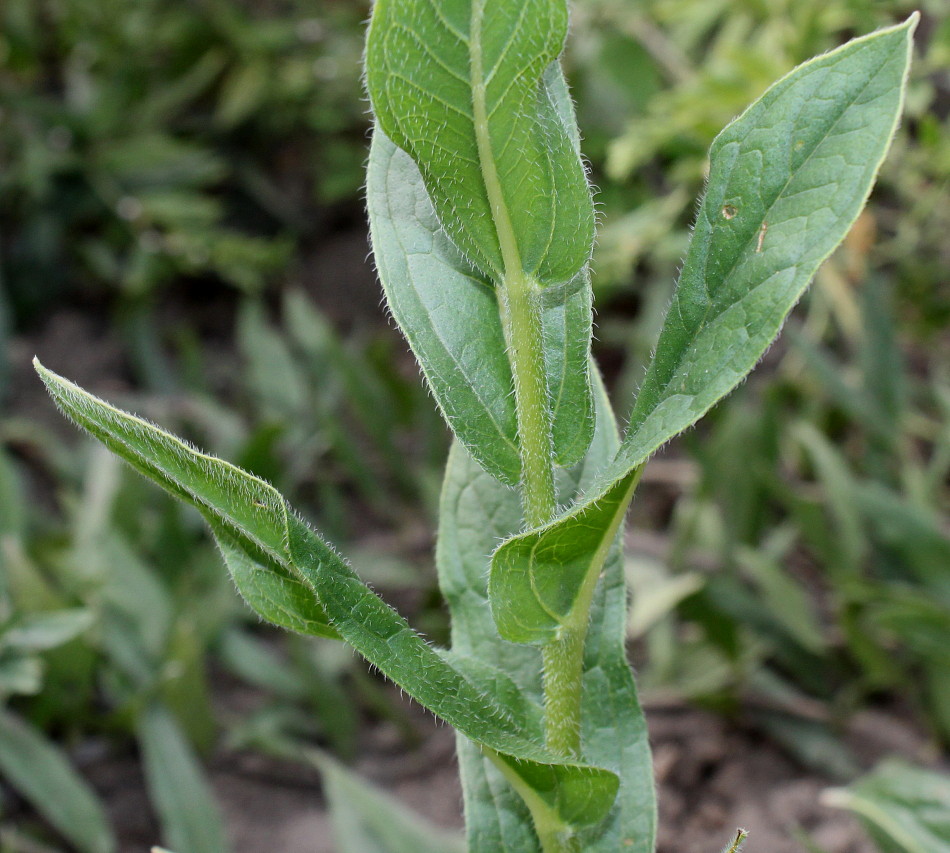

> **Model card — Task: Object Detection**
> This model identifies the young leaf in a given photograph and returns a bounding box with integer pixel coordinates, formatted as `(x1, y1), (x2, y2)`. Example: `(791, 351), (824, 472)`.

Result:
(439, 375), (655, 851)
(366, 0), (593, 287)
(490, 15), (916, 644)
(33, 362), (620, 832)
(0, 707), (116, 853)
(367, 128), (594, 484)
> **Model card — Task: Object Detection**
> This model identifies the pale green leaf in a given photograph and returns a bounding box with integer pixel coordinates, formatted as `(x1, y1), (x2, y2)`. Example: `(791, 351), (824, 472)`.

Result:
(367, 127), (593, 483)
(824, 759), (950, 853)
(309, 749), (465, 853)
(0, 707), (116, 853)
(366, 0), (593, 287)
(490, 16), (916, 646)
(0, 655), (44, 695)
(3, 609), (94, 652)
(138, 704), (229, 853)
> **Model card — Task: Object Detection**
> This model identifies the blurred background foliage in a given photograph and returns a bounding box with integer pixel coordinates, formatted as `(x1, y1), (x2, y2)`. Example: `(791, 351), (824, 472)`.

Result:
(1, 0), (948, 851)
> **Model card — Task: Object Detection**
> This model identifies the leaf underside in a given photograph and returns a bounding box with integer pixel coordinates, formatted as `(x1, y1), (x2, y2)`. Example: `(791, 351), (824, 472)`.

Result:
(439, 373), (655, 852)
(367, 70), (594, 485)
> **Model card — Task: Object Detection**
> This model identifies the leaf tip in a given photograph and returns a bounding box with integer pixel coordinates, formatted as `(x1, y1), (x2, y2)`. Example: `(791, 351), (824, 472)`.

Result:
(32, 356), (58, 394)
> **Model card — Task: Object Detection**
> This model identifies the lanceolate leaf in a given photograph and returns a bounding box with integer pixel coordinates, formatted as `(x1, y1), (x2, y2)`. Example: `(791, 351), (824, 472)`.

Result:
(284, 513), (618, 827)
(367, 127), (594, 483)
(34, 359), (340, 642)
(490, 16), (916, 644)
(138, 704), (229, 853)
(33, 361), (619, 832)
(438, 374), (655, 852)
(0, 708), (116, 853)
(366, 0), (593, 287)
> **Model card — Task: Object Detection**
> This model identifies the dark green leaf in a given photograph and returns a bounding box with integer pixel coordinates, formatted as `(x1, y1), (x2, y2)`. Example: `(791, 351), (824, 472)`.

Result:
(34, 359), (339, 641)
(34, 362), (620, 833)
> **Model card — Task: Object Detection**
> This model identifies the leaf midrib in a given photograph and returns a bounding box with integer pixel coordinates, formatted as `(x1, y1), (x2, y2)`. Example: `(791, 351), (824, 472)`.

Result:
(470, 0), (524, 283)
(634, 36), (898, 427)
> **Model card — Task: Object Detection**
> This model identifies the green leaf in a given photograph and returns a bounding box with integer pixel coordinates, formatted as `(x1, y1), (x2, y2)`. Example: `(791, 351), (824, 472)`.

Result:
(0, 707), (116, 853)
(34, 362), (620, 833)
(2, 609), (94, 652)
(138, 704), (230, 853)
(367, 127), (594, 483)
(824, 759), (950, 853)
(438, 374), (655, 852)
(284, 513), (618, 830)
(490, 16), (916, 645)
(490, 470), (640, 645)
(33, 359), (340, 642)
(366, 0), (593, 287)
(0, 654), (44, 695)
(309, 749), (465, 853)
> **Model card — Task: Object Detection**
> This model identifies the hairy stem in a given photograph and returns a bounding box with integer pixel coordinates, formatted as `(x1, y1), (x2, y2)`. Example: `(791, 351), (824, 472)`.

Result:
(469, 0), (556, 528)
(470, 2), (578, 849)
(497, 281), (557, 526)
(541, 468), (643, 757)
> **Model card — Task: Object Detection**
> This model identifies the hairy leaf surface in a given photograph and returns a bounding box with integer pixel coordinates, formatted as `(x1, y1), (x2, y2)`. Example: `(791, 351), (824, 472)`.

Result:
(34, 361), (620, 832)
(367, 127), (593, 483)
(439, 374), (655, 851)
(366, 0), (593, 286)
(490, 17), (915, 645)
(34, 359), (340, 641)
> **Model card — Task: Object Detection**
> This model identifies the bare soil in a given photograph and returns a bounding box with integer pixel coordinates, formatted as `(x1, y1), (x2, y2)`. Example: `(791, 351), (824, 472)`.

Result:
(66, 695), (905, 853)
